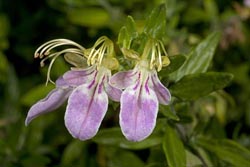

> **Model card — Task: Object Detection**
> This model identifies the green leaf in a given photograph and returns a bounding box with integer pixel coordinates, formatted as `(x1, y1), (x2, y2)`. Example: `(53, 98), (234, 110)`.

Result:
(107, 149), (144, 167)
(147, 147), (167, 167)
(169, 32), (221, 81)
(159, 54), (186, 76)
(170, 72), (233, 100)
(144, 4), (166, 38)
(196, 138), (250, 167)
(67, 8), (110, 27)
(21, 84), (55, 106)
(120, 136), (162, 150)
(92, 127), (124, 146)
(186, 150), (203, 167)
(92, 128), (162, 150)
(159, 105), (180, 121)
(163, 123), (186, 167)
(118, 16), (138, 48)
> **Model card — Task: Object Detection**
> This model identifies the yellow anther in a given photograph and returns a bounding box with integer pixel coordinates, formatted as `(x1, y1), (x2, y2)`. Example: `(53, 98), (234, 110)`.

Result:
(140, 39), (170, 71)
(85, 36), (117, 70)
(102, 57), (119, 70)
(121, 48), (140, 60)
(162, 56), (170, 67)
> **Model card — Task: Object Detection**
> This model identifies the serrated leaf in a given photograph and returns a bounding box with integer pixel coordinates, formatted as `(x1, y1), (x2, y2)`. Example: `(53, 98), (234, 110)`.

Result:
(163, 123), (186, 167)
(159, 54), (186, 76)
(170, 72), (233, 100)
(196, 138), (250, 167)
(169, 32), (221, 81)
(144, 5), (166, 38)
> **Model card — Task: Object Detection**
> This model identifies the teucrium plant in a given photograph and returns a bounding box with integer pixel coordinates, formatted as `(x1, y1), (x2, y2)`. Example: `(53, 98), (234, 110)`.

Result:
(25, 6), (172, 142)
(24, 4), (241, 167)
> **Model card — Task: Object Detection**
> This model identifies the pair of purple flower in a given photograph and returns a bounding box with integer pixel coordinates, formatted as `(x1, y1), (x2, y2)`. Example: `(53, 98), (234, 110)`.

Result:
(25, 37), (171, 142)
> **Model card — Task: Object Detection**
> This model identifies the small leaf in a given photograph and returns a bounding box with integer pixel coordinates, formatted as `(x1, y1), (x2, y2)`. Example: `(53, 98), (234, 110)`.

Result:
(125, 16), (138, 42)
(159, 54), (186, 76)
(169, 32), (221, 81)
(118, 16), (138, 48)
(163, 123), (186, 167)
(196, 137), (250, 167)
(144, 4), (166, 38)
(118, 27), (130, 48)
(170, 72), (233, 100)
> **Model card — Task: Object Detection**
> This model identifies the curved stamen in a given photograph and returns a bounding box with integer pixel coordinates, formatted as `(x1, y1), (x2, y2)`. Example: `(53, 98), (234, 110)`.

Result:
(35, 39), (86, 59)
(143, 39), (169, 71)
(150, 43), (156, 70)
(156, 43), (162, 71)
(42, 48), (86, 85)
(87, 36), (114, 68)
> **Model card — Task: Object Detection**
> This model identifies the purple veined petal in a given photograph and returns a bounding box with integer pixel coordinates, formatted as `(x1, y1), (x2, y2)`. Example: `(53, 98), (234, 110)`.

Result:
(151, 71), (171, 105)
(25, 88), (72, 125)
(63, 66), (96, 86)
(120, 83), (159, 142)
(104, 75), (122, 102)
(109, 70), (138, 89)
(65, 81), (108, 140)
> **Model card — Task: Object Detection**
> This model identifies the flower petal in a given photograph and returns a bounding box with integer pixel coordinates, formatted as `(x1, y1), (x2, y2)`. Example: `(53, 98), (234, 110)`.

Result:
(65, 83), (108, 140)
(120, 84), (159, 141)
(104, 76), (122, 102)
(56, 76), (69, 87)
(109, 70), (137, 89)
(25, 88), (72, 125)
(152, 72), (171, 105)
(63, 66), (96, 86)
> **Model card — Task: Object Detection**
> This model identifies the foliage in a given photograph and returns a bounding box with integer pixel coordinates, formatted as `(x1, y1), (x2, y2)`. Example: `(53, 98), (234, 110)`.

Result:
(1, 0), (250, 167)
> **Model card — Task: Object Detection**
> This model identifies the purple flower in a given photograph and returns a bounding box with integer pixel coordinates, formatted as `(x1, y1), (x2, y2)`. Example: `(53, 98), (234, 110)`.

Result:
(110, 60), (171, 141)
(110, 37), (172, 142)
(25, 37), (122, 140)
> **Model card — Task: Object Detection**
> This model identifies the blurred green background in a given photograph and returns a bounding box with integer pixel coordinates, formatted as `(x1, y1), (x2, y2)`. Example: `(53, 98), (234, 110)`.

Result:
(0, 0), (250, 166)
